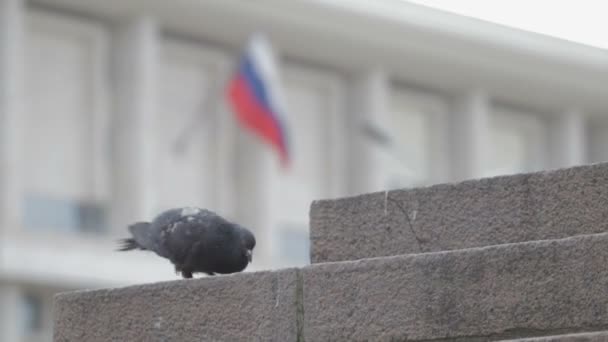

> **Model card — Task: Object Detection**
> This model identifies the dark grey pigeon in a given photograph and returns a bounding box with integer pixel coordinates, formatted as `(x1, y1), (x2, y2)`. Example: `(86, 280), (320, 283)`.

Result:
(117, 207), (256, 279)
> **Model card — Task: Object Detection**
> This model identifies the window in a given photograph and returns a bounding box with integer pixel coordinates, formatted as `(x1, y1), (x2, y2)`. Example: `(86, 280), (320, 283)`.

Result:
(23, 194), (106, 233)
(22, 11), (109, 233)
(156, 40), (227, 212)
(269, 65), (344, 267)
(20, 292), (43, 334)
(588, 118), (608, 164)
(484, 107), (547, 177)
(277, 223), (310, 265)
(385, 87), (447, 189)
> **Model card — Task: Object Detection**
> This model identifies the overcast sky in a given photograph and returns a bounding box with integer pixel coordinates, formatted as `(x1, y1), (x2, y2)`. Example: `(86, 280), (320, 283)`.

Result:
(403, 0), (607, 50)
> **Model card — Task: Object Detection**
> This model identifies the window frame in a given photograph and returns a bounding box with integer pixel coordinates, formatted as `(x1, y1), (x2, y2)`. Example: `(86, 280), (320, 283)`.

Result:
(282, 62), (347, 198)
(386, 84), (449, 188)
(22, 9), (111, 233)
(157, 38), (232, 214)
(26, 9), (110, 201)
(486, 106), (548, 176)
(269, 62), (346, 266)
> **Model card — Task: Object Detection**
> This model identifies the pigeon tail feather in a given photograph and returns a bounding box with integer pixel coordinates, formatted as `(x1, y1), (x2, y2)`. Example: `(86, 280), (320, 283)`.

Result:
(116, 238), (142, 251)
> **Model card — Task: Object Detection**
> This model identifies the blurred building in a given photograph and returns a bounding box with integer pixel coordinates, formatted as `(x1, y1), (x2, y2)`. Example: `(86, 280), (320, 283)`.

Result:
(1, 0), (607, 341)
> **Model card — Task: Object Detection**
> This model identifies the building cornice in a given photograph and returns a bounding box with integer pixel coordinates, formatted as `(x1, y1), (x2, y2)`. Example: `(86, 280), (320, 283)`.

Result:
(33, 0), (608, 113)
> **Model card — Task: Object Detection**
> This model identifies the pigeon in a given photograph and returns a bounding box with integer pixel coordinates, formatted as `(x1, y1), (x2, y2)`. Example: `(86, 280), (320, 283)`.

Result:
(117, 207), (256, 279)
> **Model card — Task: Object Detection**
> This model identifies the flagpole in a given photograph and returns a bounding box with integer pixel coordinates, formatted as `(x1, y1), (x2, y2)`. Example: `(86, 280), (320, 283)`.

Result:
(360, 119), (424, 185)
(172, 72), (225, 155)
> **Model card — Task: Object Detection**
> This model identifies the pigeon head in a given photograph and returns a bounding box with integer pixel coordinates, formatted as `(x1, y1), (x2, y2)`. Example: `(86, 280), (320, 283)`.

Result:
(239, 226), (256, 263)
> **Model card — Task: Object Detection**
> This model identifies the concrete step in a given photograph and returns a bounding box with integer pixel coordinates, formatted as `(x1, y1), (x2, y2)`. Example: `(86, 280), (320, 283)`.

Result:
(301, 232), (608, 341)
(55, 232), (608, 341)
(310, 162), (608, 263)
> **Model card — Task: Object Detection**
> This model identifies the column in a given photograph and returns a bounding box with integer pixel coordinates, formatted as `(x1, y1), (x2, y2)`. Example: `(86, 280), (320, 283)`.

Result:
(0, 284), (21, 342)
(549, 108), (586, 168)
(588, 119), (608, 163)
(450, 89), (490, 181)
(111, 16), (159, 231)
(348, 68), (392, 194)
(0, 0), (24, 232)
(234, 128), (275, 269)
(214, 65), (237, 218)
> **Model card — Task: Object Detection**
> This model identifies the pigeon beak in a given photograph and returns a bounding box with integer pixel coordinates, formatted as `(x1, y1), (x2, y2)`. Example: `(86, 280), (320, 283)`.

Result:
(246, 249), (253, 263)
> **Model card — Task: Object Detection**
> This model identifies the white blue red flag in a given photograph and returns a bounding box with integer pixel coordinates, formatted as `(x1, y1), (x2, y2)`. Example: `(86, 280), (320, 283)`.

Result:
(227, 34), (290, 167)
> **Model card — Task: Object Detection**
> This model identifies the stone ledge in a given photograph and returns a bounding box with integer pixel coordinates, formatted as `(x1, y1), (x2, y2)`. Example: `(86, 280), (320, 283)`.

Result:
(302, 232), (608, 341)
(502, 331), (608, 341)
(54, 233), (608, 341)
(310, 162), (608, 263)
(53, 269), (299, 342)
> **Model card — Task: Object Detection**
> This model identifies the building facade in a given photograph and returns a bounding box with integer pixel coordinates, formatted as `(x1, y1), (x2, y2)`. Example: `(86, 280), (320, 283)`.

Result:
(1, 0), (607, 341)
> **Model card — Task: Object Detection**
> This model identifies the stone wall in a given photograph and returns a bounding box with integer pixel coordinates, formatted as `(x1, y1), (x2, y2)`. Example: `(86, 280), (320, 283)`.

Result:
(54, 163), (608, 341)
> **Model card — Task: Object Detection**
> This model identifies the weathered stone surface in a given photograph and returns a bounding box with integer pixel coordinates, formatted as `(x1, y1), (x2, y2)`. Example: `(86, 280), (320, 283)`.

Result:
(503, 332), (608, 341)
(54, 269), (299, 342)
(302, 232), (608, 341)
(310, 162), (608, 263)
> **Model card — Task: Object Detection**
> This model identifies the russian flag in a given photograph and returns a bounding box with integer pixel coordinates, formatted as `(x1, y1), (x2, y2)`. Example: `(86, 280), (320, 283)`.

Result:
(227, 34), (290, 167)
